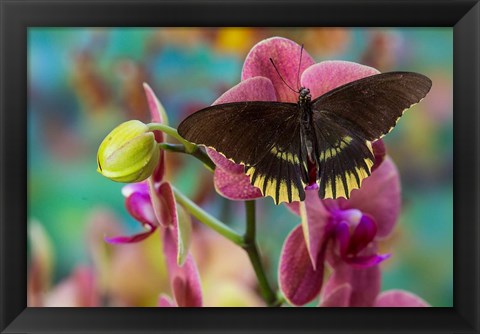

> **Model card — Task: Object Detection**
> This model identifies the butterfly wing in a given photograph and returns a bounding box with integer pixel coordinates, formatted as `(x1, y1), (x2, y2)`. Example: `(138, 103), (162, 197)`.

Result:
(310, 71), (431, 199)
(311, 72), (432, 140)
(177, 101), (308, 204)
(311, 111), (375, 199)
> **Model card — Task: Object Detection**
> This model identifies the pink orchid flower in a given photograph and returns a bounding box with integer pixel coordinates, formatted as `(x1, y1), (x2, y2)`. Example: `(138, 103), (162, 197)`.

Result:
(279, 155), (402, 306)
(105, 84), (203, 307)
(320, 281), (430, 307)
(206, 37), (384, 202)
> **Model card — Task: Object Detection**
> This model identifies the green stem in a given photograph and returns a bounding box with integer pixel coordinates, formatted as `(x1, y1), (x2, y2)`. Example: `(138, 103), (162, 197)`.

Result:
(243, 201), (281, 307)
(172, 187), (244, 247)
(158, 143), (215, 172)
(147, 123), (197, 153)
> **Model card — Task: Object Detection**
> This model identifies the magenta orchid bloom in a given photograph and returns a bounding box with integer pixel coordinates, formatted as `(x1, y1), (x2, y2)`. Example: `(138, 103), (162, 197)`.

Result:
(279, 155), (402, 306)
(319, 280), (430, 307)
(206, 37), (384, 202)
(105, 84), (203, 307)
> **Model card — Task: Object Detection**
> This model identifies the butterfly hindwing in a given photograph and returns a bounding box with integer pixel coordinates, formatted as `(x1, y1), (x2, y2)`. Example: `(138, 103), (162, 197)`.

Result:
(312, 111), (375, 199)
(245, 129), (307, 204)
(312, 72), (432, 141)
(178, 101), (307, 204)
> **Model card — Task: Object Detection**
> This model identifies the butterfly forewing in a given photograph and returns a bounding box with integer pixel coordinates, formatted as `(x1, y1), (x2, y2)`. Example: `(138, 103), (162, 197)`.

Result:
(312, 72), (432, 140)
(178, 101), (307, 204)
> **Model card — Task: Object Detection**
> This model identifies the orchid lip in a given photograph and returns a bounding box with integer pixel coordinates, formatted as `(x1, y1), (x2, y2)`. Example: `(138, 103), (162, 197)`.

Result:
(334, 209), (362, 224)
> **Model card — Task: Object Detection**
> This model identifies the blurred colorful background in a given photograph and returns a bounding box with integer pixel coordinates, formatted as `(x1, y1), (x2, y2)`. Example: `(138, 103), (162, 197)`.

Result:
(28, 28), (453, 307)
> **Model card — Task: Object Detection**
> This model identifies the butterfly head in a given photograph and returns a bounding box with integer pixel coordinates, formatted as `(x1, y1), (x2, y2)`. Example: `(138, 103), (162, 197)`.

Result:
(298, 87), (311, 103)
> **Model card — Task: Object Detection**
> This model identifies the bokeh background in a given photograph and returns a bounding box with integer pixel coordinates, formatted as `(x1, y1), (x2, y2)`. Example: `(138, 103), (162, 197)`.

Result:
(28, 28), (453, 307)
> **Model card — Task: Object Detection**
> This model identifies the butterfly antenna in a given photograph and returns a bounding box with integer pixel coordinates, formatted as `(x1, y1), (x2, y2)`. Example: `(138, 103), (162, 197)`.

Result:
(269, 58), (298, 93)
(296, 44), (304, 91)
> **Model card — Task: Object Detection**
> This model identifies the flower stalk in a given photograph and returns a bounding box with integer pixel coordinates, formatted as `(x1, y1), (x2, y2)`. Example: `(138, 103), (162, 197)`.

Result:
(158, 143), (215, 172)
(147, 123), (197, 153)
(244, 200), (282, 307)
(172, 186), (244, 247)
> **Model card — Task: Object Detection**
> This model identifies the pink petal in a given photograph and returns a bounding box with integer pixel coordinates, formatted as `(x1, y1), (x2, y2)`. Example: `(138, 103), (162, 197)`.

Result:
(124, 191), (157, 226)
(299, 189), (331, 268)
(104, 226), (157, 244)
(339, 156), (401, 238)
(206, 76), (277, 174)
(279, 225), (325, 306)
(163, 229), (203, 307)
(152, 150), (165, 185)
(213, 167), (262, 201)
(144, 83), (166, 183)
(319, 283), (352, 307)
(242, 37), (315, 103)
(345, 253), (391, 269)
(149, 181), (178, 228)
(347, 214), (377, 255)
(374, 290), (430, 307)
(143, 83), (167, 127)
(335, 221), (351, 258)
(213, 76), (277, 105)
(301, 60), (380, 99)
(208, 149), (244, 174)
(324, 254), (381, 307)
(372, 140), (386, 171)
(122, 182), (149, 198)
(175, 205), (192, 266)
(158, 294), (176, 307)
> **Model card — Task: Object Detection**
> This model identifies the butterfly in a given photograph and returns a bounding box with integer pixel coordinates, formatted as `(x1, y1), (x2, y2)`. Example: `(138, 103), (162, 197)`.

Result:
(178, 70), (432, 205)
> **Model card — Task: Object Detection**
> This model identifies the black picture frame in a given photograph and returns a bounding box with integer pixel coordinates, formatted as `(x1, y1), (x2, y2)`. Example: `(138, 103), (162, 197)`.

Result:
(1, 0), (479, 333)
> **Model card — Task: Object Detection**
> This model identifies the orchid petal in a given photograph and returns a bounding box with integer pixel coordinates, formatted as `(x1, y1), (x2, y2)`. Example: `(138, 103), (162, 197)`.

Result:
(206, 76), (277, 174)
(319, 283), (352, 307)
(346, 254), (381, 307)
(299, 189), (331, 269)
(301, 60), (379, 99)
(122, 182), (149, 198)
(279, 225), (325, 306)
(324, 255), (381, 307)
(340, 156), (401, 238)
(374, 290), (430, 307)
(176, 205), (192, 266)
(152, 150), (166, 185)
(158, 294), (176, 307)
(124, 191), (157, 226)
(143, 83), (167, 183)
(163, 229), (203, 307)
(213, 76), (277, 105)
(347, 214), (377, 255)
(372, 140), (386, 171)
(335, 221), (350, 258)
(144, 82), (169, 127)
(104, 226), (157, 244)
(208, 149), (244, 174)
(242, 37), (315, 103)
(149, 181), (178, 228)
(345, 253), (391, 269)
(213, 167), (262, 200)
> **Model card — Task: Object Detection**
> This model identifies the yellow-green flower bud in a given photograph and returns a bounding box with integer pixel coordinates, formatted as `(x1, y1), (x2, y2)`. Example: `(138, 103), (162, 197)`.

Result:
(97, 120), (160, 183)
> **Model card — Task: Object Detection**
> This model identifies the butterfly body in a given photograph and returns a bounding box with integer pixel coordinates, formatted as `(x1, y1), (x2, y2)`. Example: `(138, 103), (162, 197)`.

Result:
(178, 72), (432, 204)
